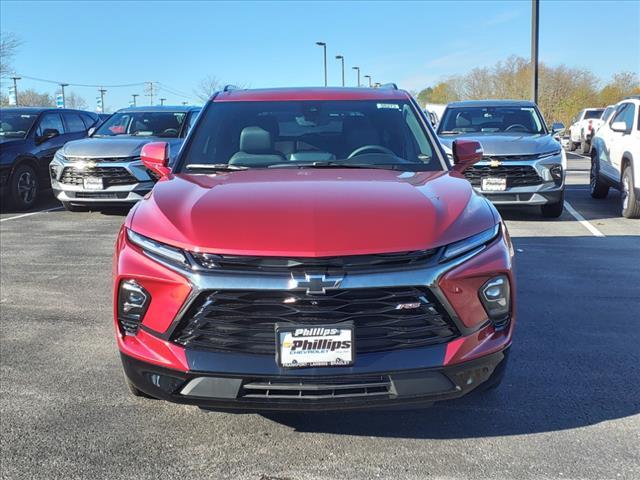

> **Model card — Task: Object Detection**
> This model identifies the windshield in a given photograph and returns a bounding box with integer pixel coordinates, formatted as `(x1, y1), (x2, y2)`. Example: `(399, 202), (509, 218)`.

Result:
(177, 100), (440, 171)
(584, 109), (604, 120)
(438, 106), (546, 135)
(94, 111), (187, 137)
(0, 112), (38, 138)
(602, 107), (616, 122)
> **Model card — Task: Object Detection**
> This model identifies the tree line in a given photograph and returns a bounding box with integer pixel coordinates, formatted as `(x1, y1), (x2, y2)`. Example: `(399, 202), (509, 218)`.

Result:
(416, 55), (639, 126)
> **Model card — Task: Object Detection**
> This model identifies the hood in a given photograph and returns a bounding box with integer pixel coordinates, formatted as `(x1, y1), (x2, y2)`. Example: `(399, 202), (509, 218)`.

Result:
(60, 137), (183, 158)
(438, 132), (560, 156)
(0, 137), (26, 147)
(129, 169), (496, 257)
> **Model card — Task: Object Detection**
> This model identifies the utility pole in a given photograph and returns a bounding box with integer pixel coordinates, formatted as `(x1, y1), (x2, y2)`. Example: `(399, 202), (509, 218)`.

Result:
(160, 98), (166, 106)
(98, 88), (107, 113)
(10, 76), (20, 106)
(531, 0), (539, 104)
(335, 55), (345, 87)
(182, 101), (188, 106)
(316, 42), (327, 86)
(352, 66), (360, 87)
(131, 94), (139, 107)
(59, 83), (69, 107)
(146, 81), (155, 105)
(364, 75), (372, 87)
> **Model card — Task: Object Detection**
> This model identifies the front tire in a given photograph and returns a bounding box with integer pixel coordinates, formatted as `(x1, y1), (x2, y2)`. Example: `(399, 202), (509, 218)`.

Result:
(9, 164), (38, 211)
(590, 153), (609, 199)
(568, 141), (576, 152)
(621, 165), (640, 219)
(541, 192), (564, 218)
(580, 138), (591, 155)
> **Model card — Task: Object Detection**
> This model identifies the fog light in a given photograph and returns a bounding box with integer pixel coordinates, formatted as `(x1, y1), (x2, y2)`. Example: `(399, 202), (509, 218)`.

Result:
(118, 279), (151, 336)
(479, 275), (510, 328)
(550, 164), (563, 184)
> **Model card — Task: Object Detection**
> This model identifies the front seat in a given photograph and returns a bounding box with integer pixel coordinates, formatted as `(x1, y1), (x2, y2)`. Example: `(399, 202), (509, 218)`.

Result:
(228, 126), (286, 167)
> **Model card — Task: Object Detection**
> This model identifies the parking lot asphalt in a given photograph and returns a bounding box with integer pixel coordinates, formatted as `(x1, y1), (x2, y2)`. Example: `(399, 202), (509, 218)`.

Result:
(1, 152), (639, 480)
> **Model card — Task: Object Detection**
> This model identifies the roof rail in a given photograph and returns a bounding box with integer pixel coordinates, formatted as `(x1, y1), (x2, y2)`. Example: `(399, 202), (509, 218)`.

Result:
(377, 83), (398, 90)
(223, 84), (238, 92)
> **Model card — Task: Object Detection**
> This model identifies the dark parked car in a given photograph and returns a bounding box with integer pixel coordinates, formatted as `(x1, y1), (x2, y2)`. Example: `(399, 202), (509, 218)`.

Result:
(0, 107), (99, 210)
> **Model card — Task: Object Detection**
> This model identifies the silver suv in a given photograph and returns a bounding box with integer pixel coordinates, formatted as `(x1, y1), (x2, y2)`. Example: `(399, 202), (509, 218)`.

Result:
(50, 106), (200, 211)
(437, 100), (566, 217)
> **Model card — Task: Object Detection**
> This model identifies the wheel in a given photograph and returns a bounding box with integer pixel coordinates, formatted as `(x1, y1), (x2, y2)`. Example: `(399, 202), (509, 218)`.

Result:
(621, 165), (640, 219)
(124, 374), (155, 399)
(541, 191), (564, 218)
(590, 153), (609, 199)
(61, 201), (89, 212)
(568, 140), (576, 152)
(9, 163), (38, 211)
(580, 138), (591, 155)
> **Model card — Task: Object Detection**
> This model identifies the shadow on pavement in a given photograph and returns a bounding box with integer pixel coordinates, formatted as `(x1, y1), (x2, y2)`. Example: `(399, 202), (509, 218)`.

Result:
(262, 235), (640, 438)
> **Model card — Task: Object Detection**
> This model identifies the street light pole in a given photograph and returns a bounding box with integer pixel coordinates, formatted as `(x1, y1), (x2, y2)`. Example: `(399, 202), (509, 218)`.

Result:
(352, 66), (360, 87)
(364, 75), (372, 87)
(316, 42), (327, 86)
(160, 98), (166, 106)
(335, 55), (345, 87)
(132, 94), (139, 107)
(59, 83), (69, 108)
(10, 76), (20, 106)
(99, 88), (107, 113)
(531, 0), (539, 104)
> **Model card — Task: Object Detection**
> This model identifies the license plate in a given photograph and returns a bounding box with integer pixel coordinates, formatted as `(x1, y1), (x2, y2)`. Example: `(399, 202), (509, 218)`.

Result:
(83, 177), (104, 190)
(481, 177), (507, 191)
(276, 324), (354, 368)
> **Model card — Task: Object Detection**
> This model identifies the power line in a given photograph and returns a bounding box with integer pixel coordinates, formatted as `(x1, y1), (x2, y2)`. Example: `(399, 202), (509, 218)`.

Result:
(16, 74), (147, 88)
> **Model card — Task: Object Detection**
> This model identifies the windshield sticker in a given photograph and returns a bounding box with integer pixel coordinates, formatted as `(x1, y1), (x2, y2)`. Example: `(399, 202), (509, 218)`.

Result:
(376, 103), (401, 110)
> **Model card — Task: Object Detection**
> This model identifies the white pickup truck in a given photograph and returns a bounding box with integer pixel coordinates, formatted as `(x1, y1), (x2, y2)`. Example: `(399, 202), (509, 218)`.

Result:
(590, 97), (640, 218)
(568, 108), (605, 154)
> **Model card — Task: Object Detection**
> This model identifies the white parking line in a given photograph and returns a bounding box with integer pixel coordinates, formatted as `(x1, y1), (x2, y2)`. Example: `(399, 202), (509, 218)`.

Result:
(563, 201), (605, 237)
(0, 207), (63, 223)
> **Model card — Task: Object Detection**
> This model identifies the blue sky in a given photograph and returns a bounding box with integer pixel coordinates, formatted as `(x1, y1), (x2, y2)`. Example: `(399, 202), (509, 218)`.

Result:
(1, 0), (638, 111)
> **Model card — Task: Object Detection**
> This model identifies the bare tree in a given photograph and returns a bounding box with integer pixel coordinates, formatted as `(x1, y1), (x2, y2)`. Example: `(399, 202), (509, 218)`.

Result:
(0, 32), (22, 78)
(194, 75), (222, 102)
(18, 89), (54, 107)
(58, 90), (88, 109)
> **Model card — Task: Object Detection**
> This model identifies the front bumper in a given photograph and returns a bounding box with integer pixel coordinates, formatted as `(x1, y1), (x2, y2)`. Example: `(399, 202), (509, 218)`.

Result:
(50, 157), (154, 205)
(121, 346), (510, 411)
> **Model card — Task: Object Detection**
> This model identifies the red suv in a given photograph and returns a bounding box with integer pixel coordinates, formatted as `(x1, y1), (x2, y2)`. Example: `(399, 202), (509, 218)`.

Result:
(114, 86), (515, 411)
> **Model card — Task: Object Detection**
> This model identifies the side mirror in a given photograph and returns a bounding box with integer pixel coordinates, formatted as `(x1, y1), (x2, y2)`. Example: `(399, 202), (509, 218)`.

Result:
(37, 128), (59, 143)
(87, 127), (96, 136)
(451, 139), (483, 173)
(551, 122), (565, 134)
(610, 121), (629, 133)
(141, 142), (171, 178)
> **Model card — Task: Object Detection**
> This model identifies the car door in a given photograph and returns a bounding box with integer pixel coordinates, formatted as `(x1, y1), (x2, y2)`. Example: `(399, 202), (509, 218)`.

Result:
(608, 103), (636, 178)
(33, 112), (66, 178)
(62, 111), (91, 142)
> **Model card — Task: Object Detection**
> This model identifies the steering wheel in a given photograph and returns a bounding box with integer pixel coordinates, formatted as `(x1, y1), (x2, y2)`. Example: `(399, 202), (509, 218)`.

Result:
(161, 128), (179, 137)
(347, 145), (395, 159)
(505, 124), (527, 132)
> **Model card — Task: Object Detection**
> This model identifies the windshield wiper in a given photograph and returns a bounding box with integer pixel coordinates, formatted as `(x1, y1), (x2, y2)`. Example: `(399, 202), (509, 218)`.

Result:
(185, 164), (249, 172)
(268, 161), (432, 171)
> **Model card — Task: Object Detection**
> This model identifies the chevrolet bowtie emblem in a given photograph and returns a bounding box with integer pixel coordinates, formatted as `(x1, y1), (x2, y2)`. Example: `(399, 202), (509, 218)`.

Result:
(290, 273), (343, 295)
(490, 159), (502, 168)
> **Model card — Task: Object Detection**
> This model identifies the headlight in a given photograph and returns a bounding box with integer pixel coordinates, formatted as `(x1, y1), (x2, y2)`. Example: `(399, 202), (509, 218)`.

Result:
(479, 275), (511, 329)
(53, 151), (66, 162)
(441, 224), (500, 262)
(126, 229), (189, 266)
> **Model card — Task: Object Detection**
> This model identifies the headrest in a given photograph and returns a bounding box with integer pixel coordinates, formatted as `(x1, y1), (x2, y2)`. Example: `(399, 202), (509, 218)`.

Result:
(239, 126), (272, 153)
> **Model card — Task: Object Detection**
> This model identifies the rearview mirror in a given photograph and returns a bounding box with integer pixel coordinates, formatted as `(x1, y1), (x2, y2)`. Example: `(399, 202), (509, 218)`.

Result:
(87, 127), (96, 136)
(37, 128), (59, 143)
(451, 139), (483, 173)
(610, 121), (629, 133)
(141, 142), (171, 178)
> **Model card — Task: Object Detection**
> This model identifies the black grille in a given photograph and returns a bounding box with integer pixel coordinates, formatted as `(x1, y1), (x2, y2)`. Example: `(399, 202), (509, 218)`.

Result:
(190, 250), (438, 274)
(464, 165), (543, 187)
(171, 287), (459, 355)
(72, 192), (129, 199)
(241, 375), (392, 400)
(60, 166), (137, 187)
